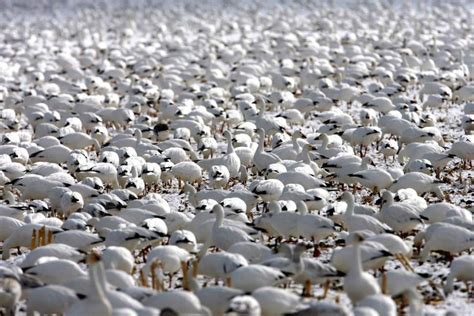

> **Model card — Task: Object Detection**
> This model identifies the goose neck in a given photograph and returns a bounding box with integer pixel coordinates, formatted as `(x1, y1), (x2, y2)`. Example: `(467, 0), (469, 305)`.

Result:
(226, 133), (234, 154)
(345, 197), (355, 216)
(257, 133), (265, 152)
(91, 262), (112, 314)
(292, 135), (301, 152)
(213, 206), (224, 229)
(350, 243), (363, 275)
(136, 130), (142, 146)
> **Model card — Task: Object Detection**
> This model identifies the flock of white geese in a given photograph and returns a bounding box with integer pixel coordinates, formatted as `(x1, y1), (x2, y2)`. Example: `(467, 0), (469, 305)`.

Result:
(0, 0), (473, 315)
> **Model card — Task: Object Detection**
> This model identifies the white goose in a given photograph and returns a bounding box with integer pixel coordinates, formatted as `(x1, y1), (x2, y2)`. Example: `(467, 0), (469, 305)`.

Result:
(226, 295), (261, 316)
(339, 192), (393, 234)
(26, 284), (81, 316)
(227, 241), (273, 264)
(389, 172), (444, 199)
(378, 191), (425, 234)
(252, 286), (307, 316)
(102, 246), (135, 274)
(249, 179), (284, 203)
(77, 163), (120, 189)
(357, 294), (397, 316)
(204, 204), (254, 252)
(349, 169), (394, 194)
(343, 232), (381, 303)
(229, 264), (288, 292)
(444, 255), (474, 295)
(198, 252), (248, 282)
(419, 223), (474, 263)
(59, 132), (101, 151)
(296, 200), (336, 245)
(253, 128), (282, 172)
(65, 253), (112, 316)
(171, 161), (202, 188)
(23, 258), (86, 285)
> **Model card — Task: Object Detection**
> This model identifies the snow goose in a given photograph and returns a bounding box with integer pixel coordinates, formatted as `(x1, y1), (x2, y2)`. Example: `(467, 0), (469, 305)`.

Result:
(2, 224), (62, 260)
(394, 188), (427, 213)
(52, 230), (103, 251)
(29, 144), (72, 164)
(104, 226), (161, 252)
(332, 240), (392, 273)
(315, 133), (352, 160)
(141, 162), (161, 190)
(59, 132), (101, 151)
(379, 139), (399, 162)
(208, 165), (230, 189)
(143, 290), (210, 315)
(0, 272), (21, 315)
(226, 295), (261, 316)
(349, 127), (382, 156)
(254, 96), (287, 136)
(339, 192), (392, 234)
(198, 252), (248, 282)
(260, 242), (308, 275)
(422, 152), (455, 177)
(295, 200), (336, 249)
(448, 138), (474, 167)
(253, 202), (299, 240)
(23, 258), (86, 285)
(249, 179), (284, 203)
(378, 270), (427, 298)
(349, 168), (394, 194)
(76, 163), (120, 189)
(343, 232), (381, 303)
(227, 241), (273, 264)
(58, 191), (84, 218)
(378, 191), (425, 234)
(0, 216), (25, 241)
(326, 156), (374, 188)
(444, 255), (474, 295)
(253, 128), (282, 172)
(366, 233), (412, 262)
(363, 97), (395, 114)
(65, 252), (112, 316)
(276, 171), (326, 190)
(205, 204), (254, 252)
(171, 161), (202, 188)
(144, 245), (192, 283)
(252, 286), (307, 316)
(403, 159), (434, 175)
(219, 130), (241, 178)
(20, 243), (84, 268)
(26, 285), (81, 316)
(357, 294), (397, 316)
(398, 141), (443, 163)
(419, 223), (474, 263)
(420, 202), (471, 224)
(102, 246), (135, 274)
(169, 230), (198, 252)
(271, 130), (307, 160)
(390, 172), (443, 199)
(229, 264), (288, 292)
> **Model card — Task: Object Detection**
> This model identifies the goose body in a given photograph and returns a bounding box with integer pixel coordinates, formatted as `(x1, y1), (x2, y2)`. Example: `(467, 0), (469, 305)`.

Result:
(230, 265), (287, 292)
(444, 255), (474, 294)
(379, 191), (425, 233)
(340, 192), (392, 234)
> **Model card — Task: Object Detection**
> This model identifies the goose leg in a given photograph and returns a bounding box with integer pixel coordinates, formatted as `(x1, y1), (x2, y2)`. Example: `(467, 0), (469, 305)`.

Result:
(140, 269), (149, 287)
(303, 279), (312, 297)
(31, 229), (37, 250)
(318, 280), (330, 300)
